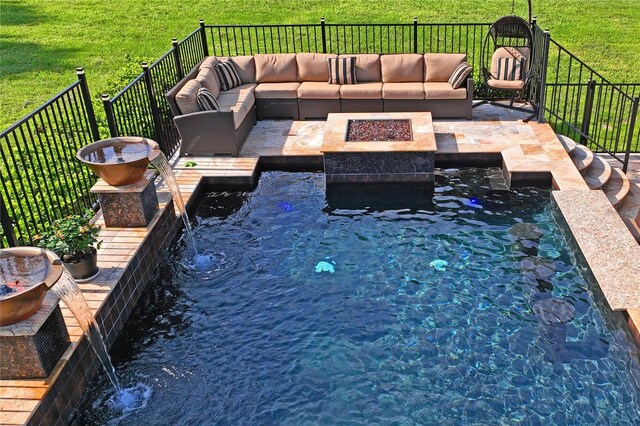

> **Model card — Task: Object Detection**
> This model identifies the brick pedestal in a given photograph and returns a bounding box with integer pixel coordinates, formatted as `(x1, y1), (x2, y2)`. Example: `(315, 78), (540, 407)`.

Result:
(0, 292), (70, 379)
(91, 170), (159, 227)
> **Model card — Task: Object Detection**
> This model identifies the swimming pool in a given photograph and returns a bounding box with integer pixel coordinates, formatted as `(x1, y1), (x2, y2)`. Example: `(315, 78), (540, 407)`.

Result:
(73, 169), (640, 424)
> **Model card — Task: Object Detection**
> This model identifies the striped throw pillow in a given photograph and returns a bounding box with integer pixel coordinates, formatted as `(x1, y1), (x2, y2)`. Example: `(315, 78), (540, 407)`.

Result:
(214, 60), (242, 91)
(448, 62), (473, 89)
(196, 87), (220, 111)
(328, 57), (357, 85)
(496, 57), (526, 81)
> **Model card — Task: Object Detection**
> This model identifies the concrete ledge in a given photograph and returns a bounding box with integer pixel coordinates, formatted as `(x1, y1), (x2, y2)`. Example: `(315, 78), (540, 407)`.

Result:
(552, 190), (640, 310)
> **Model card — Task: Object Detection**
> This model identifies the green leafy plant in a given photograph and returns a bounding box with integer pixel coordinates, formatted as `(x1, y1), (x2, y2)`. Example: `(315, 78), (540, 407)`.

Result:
(34, 209), (102, 263)
(184, 161), (198, 167)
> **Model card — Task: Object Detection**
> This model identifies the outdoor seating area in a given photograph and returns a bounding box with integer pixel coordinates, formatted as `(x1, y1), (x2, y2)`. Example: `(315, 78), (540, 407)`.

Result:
(167, 52), (474, 156)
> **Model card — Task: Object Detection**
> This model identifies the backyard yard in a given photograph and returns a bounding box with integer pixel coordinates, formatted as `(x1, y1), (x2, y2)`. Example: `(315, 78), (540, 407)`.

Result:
(1, 0), (639, 130)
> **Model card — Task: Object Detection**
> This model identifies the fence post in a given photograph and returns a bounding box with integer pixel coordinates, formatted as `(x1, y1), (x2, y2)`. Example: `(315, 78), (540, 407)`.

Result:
(76, 68), (101, 141)
(199, 19), (209, 57)
(413, 17), (418, 54)
(0, 193), (18, 247)
(172, 38), (184, 80)
(141, 63), (164, 148)
(536, 29), (551, 123)
(623, 97), (639, 174)
(580, 78), (597, 145)
(320, 17), (327, 54)
(101, 94), (119, 137)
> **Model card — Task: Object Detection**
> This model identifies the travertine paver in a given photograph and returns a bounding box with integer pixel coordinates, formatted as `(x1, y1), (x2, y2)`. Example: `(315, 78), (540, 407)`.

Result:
(241, 104), (588, 191)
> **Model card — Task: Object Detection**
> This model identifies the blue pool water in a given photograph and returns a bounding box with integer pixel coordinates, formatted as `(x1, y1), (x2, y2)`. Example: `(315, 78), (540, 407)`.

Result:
(74, 169), (640, 424)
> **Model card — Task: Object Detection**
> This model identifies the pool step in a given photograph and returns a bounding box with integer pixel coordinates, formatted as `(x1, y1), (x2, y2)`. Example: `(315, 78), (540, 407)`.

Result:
(618, 183), (640, 243)
(601, 167), (632, 209)
(557, 134), (577, 154)
(570, 143), (594, 175)
(583, 154), (612, 190)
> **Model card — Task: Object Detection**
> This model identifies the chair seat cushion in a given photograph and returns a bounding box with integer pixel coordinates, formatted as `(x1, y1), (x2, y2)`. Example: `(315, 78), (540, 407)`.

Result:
(382, 82), (424, 99)
(223, 83), (257, 95)
(339, 82), (383, 99)
(297, 82), (341, 99)
(255, 82), (301, 99)
(424, 82), (467, 100)
(217, 90), (256, 129)
(486, 79), (525, 90)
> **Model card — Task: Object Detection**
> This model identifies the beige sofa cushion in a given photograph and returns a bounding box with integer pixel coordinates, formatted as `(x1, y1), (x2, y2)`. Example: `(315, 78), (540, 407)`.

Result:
(254, 54), (298, 83)
(227, 56), (256, 83)
(223, 83), (257, 95)
(254, 82), (301, 99)
(424, 53), (467, 82)
(382, 83), (424, 99)
(339, 54), (381, 82)
(339, 82), (383, 99)
(195, 67), (221, 98)
(380, 54), (423, 83)
(200, 56), (218, 71)
(487, 79), (525, 90)
(175, 80), (202, 114)
(296, 53), (337, 81)
(217, 89), (256, 129)
(297, 82), (340, 99)
(424, 82), (467, 100)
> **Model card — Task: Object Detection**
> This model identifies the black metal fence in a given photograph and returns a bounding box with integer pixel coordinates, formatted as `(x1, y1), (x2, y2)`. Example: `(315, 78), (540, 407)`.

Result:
(102, 26), (206, 158)
(533, 24), (639, 171)
(0, 69), (100, 247)
(205, 20), (494, 93)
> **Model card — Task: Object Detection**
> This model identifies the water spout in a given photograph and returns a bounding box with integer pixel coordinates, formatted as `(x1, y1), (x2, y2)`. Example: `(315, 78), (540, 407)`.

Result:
(151, 152), (197, 255)
(51, 269), (123, 394)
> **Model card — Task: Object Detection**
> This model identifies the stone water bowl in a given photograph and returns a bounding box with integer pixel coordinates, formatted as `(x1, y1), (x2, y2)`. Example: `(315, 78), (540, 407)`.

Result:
(76, 136), (160, 186)
(0, 247), (63, 326)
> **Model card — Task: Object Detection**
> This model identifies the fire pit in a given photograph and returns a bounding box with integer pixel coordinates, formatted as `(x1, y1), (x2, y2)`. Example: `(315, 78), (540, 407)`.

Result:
(321, 112), (436, 183)
(346, 119), (412, 142)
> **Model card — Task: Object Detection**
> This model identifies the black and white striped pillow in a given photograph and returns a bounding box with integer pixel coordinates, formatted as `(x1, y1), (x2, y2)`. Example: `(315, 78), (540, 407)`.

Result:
(448, 62), (473, 89)
(196, 87), (220, 111)
(214, 60), (242, 91)
(496, 57), (526, 81)
(328, 57), (357, 85)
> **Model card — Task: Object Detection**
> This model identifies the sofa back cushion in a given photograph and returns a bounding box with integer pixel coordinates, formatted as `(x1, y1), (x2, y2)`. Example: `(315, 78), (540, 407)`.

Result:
(175, 80), (202, 114)
(296, 53), (337, 81)
(338, 54), (381, 82)
(424, 53), (467, 82)
(195, 67), (220, 98)
(380, 54), (424, 82)
(200, 56), (218, 71)
(255, 53), (298, 83)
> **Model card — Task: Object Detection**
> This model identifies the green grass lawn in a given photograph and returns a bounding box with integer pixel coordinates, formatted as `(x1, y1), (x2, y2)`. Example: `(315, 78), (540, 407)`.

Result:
(1, 0), (639, 130)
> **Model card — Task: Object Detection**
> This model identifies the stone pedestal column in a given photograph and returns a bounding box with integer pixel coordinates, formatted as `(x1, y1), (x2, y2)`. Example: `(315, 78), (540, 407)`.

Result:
(0, 292), (70, 379)
(91, 170), (159, 228)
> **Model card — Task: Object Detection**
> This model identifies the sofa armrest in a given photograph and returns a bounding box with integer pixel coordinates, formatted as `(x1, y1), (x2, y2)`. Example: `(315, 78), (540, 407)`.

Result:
(174, 110), (240, 156)
(466, 77), (474, 99)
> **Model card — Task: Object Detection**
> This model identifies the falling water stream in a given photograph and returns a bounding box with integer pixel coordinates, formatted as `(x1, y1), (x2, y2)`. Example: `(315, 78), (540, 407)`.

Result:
(151, 153), (197, 255)
(51, 269), (151, 417)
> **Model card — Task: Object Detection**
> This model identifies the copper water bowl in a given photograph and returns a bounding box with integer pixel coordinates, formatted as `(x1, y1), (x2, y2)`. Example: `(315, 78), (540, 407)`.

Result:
(0, 247), (63, 326)
(76, 137), (161, 186)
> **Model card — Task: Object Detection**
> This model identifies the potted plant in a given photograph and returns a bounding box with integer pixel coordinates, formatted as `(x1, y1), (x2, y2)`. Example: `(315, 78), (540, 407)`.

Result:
(35, 209), (102, 281)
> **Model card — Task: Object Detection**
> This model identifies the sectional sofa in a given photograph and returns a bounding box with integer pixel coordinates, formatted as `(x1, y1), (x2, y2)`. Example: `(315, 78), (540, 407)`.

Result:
(166, 53), (473, 156)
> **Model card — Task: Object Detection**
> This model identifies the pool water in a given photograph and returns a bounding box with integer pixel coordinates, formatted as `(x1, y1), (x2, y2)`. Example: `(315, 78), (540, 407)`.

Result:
(73, 169), (640, 424)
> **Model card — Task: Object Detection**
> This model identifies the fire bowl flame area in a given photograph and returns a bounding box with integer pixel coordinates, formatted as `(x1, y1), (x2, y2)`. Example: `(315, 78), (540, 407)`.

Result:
(76, 136), (160, 186)
(0, 247), (63, 325)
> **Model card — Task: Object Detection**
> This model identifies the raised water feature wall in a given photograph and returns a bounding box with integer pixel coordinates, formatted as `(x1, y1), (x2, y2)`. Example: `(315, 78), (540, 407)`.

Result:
(22, 196), (181, 425)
